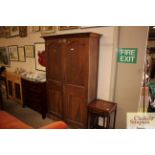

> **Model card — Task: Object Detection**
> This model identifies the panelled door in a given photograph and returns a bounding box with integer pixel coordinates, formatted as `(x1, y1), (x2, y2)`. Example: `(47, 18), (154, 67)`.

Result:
(46, 39), (64, 118)
(63, 38), (89, 127)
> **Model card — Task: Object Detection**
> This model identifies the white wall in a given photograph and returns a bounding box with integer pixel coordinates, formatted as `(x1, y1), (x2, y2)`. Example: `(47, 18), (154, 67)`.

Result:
(114, 26), (149, 128)
(0, 26), (116, 100)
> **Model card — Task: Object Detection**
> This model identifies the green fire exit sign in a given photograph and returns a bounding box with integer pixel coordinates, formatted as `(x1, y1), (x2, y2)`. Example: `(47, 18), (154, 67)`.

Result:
(117, 48), (138, 64)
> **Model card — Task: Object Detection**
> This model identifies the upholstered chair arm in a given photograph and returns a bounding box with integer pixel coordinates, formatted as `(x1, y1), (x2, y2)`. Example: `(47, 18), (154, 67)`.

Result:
(39, 121), (68, 129)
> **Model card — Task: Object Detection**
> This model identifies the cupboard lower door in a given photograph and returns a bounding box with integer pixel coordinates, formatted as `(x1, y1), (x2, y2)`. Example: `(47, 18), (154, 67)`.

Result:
(63, 84), (87, 128)
(47, 81), (63, 118)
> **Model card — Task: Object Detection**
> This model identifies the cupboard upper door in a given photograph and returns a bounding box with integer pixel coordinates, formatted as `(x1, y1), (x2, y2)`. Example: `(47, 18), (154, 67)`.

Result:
(64, 38), (89, 86)
(46, 40), (63, 81)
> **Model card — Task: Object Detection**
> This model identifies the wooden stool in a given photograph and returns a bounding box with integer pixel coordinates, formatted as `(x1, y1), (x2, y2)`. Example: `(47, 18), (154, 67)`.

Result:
(87, 99), (117, 129)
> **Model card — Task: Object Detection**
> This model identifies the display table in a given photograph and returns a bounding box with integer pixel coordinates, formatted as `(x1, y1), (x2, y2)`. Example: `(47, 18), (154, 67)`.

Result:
(87, 99), (117, 129)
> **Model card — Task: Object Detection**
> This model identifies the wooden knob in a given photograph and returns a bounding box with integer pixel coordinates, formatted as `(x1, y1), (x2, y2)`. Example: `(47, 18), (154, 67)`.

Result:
(70, 48), (75, 51)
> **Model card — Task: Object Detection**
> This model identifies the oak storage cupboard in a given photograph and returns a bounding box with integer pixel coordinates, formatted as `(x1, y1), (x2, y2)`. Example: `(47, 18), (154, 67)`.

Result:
(44, 32), (101, 128)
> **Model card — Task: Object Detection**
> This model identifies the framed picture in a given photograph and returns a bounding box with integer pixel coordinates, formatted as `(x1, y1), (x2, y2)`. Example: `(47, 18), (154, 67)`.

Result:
(58, 26), (80, 31)
(10, 26), (19, 37)
(18, 47), (26, 62)
(19, 26), (27, 37)
(0, 26), (10, 38)
(0, 27), (4, 38)
(0, 47), (10, 66)
(0, 27), (4, 37)
(80, 26), (105, 29)
(8, 45), (19, 61)
(4, 26), (10, 38)
(24, 45), (34, 58)
(34, 42), (46, 71)
(32, 26), (40, 32)
(40, 26), (56, 35)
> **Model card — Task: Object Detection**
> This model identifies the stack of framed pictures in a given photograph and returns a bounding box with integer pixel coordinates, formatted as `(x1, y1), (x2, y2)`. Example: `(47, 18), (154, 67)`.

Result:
(0, 26), (27, 38)
(58, 26), (80, 30)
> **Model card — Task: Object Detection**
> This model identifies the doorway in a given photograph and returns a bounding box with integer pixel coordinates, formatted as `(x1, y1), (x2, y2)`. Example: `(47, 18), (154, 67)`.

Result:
(114, 27), (148, 128)
(141, 26), (155, 112)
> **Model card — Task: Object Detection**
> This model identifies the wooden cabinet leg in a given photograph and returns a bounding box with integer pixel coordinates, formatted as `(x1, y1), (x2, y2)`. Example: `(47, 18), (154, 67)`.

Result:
(87, 111), (91, 128)
(42, 113), (46, 119)
(113, 110), (117, 129)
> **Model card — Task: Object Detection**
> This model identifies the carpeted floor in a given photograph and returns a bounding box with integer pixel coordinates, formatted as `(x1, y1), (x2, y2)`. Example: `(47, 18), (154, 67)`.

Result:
(3, 98), (55, 128)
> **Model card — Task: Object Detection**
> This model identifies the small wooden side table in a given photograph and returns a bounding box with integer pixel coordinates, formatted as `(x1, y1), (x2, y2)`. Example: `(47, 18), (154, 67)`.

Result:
(87, 99), (117, 129)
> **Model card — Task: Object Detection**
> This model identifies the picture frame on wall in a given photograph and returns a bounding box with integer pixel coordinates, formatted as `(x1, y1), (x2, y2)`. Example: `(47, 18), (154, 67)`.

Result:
(34, 42), (46, 71)
(24, 45), (34, 58)
(4, 26), (10, 38)
(18, 47), (26, 62)
(8, 45), (19, 61)
(19, 26), (27, 37)
(40, 26), (56, 35)
(9, 26), (19, 37)
(0, 27), (4, 38)
(0, 27), (10, 38)
(80, 26), (104, 29)
(0, 47), (10, 66)
(58, 26), (80, 31)
(32, 26), (40, 32)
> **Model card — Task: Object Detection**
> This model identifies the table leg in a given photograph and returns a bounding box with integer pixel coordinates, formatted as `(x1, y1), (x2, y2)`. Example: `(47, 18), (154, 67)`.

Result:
(113, 110), (117, 129)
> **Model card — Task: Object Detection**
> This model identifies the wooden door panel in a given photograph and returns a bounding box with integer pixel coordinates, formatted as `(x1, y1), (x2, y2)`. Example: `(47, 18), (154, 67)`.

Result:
(63, 84), (87, 127)
(64, 38), (88, 86)
(46, 40), (64, 118)
(47, 80), (63, 118)
(46, 40), (63, 81)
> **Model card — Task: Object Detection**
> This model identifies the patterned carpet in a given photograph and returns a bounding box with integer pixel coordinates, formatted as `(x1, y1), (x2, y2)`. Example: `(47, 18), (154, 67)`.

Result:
(3, 98), (55, 128)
